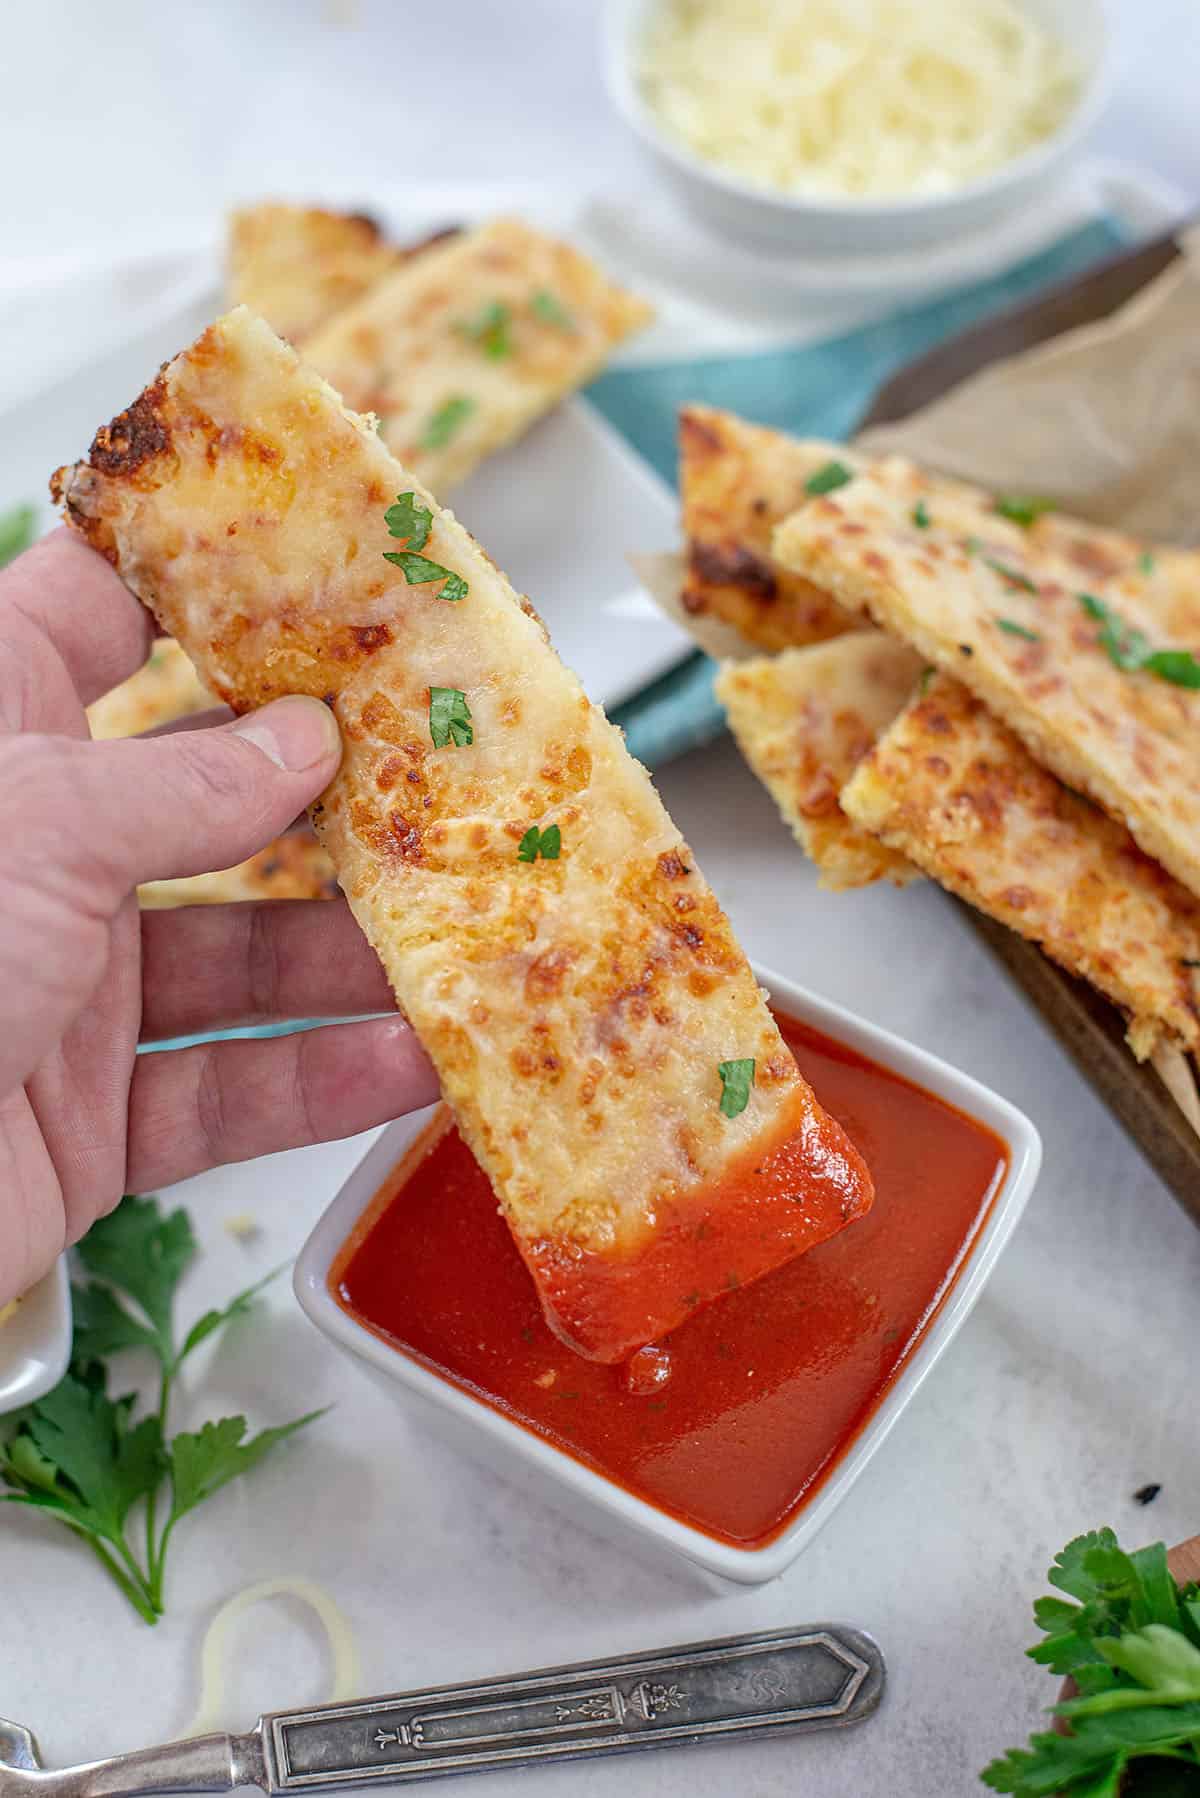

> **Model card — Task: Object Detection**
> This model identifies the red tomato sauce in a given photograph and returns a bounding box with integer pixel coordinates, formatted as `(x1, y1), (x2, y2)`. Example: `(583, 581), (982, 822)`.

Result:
(333, 1010), (1007, 1549)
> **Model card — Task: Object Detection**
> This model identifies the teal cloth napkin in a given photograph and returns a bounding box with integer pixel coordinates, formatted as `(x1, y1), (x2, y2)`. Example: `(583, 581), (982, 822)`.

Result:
(151, 219), (1123, 1053)
(600, 216), (1125, 769)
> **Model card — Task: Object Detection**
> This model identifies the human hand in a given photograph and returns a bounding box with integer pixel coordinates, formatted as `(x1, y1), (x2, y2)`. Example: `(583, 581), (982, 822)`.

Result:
(0, 530), (438, 1304)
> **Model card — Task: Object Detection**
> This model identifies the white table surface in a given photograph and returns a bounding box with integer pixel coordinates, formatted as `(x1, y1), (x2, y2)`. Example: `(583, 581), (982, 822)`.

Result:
(3, 4), (1200, 1794)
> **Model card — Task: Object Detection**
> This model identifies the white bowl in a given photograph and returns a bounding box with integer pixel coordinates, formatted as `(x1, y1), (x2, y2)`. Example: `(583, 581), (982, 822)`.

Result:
(295, 962), (1040, 1585)
(604, 0), (1112, 255)
(0, 1259), (71, 1413)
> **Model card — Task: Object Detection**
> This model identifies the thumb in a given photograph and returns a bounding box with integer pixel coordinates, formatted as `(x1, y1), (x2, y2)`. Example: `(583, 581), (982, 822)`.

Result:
(22, 696), (343, 899)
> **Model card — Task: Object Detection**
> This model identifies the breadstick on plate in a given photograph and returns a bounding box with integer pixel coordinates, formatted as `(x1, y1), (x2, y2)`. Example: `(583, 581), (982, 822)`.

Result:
(227, 203), (448, 347)
(302, 217), (652, 493)
(53, 308), (872, 1363)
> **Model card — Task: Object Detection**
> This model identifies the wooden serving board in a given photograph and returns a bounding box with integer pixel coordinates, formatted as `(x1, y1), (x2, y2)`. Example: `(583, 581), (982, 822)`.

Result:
(858, 227), (1200, 1232)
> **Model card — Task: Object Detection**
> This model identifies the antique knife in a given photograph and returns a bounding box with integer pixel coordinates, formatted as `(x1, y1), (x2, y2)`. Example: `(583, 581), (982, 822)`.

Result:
(0, 1623), (883, 1793)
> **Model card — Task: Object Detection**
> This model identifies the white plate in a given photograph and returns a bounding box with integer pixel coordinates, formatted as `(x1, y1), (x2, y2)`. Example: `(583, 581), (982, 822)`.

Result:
(295, 960), (1041, 1586)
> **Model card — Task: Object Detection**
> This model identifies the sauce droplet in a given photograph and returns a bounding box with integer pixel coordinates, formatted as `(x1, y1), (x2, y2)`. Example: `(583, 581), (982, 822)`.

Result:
(625, 1344), (673, 1396)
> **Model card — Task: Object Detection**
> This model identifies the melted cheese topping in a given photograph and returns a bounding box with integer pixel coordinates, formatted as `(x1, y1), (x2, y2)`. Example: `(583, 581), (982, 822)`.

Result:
(775, 462), (1200, 909)
(842, 674), (1200, 1059)
(227, 204), (412, 347)
(303, 217), (652, 494)
(54, 308), (871, 1360)
(638, 0), (1082, 200)
(717, 636), (922, 890)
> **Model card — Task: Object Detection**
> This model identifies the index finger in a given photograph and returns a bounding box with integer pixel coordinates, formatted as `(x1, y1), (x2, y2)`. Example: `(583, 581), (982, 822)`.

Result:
(1, 526), (154, 706)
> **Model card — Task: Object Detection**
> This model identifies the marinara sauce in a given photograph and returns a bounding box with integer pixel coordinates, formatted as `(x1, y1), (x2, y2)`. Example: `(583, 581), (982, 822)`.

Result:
(334, 1010), (1007, 1548)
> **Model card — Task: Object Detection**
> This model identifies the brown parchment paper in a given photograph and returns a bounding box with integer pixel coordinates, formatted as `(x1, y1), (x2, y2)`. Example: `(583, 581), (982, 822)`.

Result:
(855, 226), (1200, 1133)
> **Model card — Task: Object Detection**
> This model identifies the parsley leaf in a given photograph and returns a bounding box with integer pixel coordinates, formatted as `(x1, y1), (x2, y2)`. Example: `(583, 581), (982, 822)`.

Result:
(517, 824), (561, 862)
(457, 299), (512, 360)
(982, 1529), (1200, 1795)
(383, 495), (467, 601)
(984, 556), (1039, 595)
(164, 1412), (326, 1527)
(1, 1194), (325, 1624)
(76, 1194), (195, 1367)
(1078, 593), (1200, 687)
(0, 502), (35, 569)
(429, 686), (473, 749)
(384, 490), (433, 553)
(912, 499), (931, 529)
(717, 1058), (755, 1119)
(804, 460), (854, 497)
(1138, 551), (1156, 576)
(531, 289), (575, 329)
(1141, 650), (1200, 690)
(420, 395), (475, 451)
(994, 494), (1055, 527)
(997, 619), (1041, 642)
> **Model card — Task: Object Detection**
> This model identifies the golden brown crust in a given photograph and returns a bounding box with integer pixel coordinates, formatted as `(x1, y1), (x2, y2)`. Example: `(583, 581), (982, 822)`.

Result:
(716, 636), (922, 889)
(138, 833), (340, 908)
(678, 407), (863, 651)
(841, 674), (1200, 1058)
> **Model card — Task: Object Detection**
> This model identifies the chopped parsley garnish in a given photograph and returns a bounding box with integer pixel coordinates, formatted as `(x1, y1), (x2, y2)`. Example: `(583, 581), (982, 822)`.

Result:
(0, 502), (35, 569)
(981, 1527), (1200, 1795)
(517, 824), (561, 862)
(1078, 592), (1200, 686)
(457, 299), (512, 360)
(997, 619), (1040, 642)
(383, 491), (468, 602)
(0, 1195), (320, 1624)
(805, 460), (854, 497)
(918, 667), (937, 695)
(984, 556), (1039, 594)
(428, 686), (473, 748)
(1138, 550), (1156, 576)
(964, 535), (983, 555)
(994, 494), (1054, 528)
(384, 490), (433, 551)
(420, 395), (476, 452)
(912, 499), (931, 529)
(717, 1058), (755, 1119)
(531, 289), (575, 329)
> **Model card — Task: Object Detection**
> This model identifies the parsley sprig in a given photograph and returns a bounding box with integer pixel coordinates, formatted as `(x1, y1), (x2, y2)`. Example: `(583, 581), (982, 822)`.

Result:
(531, 289), (575, 329)
(383, 491), (468, 602)
(982, 1529), (1200, 1795)
(0, 1196), (323, 1624)
(1079, 593), (1200, 689)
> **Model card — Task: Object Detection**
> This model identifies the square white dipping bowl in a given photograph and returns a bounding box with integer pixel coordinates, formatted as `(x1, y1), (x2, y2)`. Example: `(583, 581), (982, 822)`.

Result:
(295, 962), (1040, 1585)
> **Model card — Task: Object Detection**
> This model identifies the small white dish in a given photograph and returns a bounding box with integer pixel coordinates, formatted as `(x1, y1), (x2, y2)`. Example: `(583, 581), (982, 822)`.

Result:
(604, 0), (1112, 256)
(295, 960), (1041, 1585)
(0, 1259), (71, 1413)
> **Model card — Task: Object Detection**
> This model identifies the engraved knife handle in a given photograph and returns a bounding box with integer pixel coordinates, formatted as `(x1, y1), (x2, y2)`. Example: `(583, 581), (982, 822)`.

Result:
(260, 1623), (884, 1789)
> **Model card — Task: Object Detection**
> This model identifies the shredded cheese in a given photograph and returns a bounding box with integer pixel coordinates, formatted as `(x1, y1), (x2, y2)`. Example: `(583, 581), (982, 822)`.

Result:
(637, 0), (1082, 200)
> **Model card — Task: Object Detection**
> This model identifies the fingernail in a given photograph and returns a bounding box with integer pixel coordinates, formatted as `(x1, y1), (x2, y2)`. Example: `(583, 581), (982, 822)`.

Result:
(232, 696), (342, 772)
